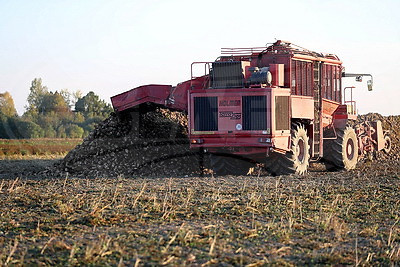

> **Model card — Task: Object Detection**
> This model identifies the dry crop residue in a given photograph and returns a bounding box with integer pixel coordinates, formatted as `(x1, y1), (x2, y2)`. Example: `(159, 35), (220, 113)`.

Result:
(0, 111), (399, 265)
(0, 170), (399, 265)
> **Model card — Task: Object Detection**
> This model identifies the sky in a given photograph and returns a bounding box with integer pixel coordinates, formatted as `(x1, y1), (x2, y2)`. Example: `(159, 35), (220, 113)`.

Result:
(0, 0), (399, 115)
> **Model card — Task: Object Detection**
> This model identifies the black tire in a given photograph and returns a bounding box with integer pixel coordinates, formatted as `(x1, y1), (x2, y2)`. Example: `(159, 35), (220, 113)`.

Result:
(383, 135), (391, 154)
(209, 154), (254, 176)
(264, 152), (279, 175)
(266, 124), (310, 176)
(323, 126), (358, 170)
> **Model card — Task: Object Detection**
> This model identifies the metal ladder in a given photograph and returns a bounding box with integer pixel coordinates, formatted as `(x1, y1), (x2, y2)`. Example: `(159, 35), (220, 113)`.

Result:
(313, 63), (322, 158)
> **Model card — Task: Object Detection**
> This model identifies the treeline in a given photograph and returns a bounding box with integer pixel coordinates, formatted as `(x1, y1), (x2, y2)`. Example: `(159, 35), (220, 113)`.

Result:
(0, 78), (113, 139)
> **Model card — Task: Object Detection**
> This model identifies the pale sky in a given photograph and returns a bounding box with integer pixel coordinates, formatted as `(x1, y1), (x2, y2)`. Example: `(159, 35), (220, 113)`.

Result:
(1, 0), (399, 115)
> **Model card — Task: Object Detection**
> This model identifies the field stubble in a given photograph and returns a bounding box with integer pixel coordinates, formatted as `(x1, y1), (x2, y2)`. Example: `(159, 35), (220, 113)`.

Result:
(0, 112), (399, 265)
(0, 165), (399, 266)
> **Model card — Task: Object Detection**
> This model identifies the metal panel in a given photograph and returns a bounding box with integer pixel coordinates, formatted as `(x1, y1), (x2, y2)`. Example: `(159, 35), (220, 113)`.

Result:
(194, 97), (218, 131)
(291, 60), (314, 97)
(327, 65), (332, 100)
(307, 62), (313, 96)
(275, 96), (290, 131)
(371, 120), (385, 151)
(269, 64), (284, 86)
(111, 84), (172, 112)
(291, 60), (296, 94)
(211, 62), (245, 89)
(291, 96), (314, 119)
(242, 96), (267, 130)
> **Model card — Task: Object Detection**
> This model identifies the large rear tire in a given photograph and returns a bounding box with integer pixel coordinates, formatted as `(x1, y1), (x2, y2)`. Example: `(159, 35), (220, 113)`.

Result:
(323, 126), (358, 170)
(266, 124), (310, 176)
(210, 154), (254, 176)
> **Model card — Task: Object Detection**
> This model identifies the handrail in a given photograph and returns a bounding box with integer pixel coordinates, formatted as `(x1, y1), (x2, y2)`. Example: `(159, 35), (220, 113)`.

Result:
(221, 47), (267, 55)
(190, 62), (211, 79)
(343, 86), (357, 115)
(190, 62), (211, 89)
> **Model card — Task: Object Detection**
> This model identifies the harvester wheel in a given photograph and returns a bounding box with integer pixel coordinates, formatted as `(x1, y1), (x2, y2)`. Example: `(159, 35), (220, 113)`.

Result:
(264, 152), (279, 175)
(323, 126), (358, 170)
(383, 135), (391, 154)
(209, 154), (254, 176)
(267, 124), (310, 176)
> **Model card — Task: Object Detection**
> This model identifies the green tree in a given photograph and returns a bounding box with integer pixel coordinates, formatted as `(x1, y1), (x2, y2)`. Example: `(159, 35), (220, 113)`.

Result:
(60, 88), (84, 110)
(4, 118), (44, 139)
(57, 125), (67, 138)
(43, 125), (57, 138)
(66, 124), (84, 138)
(73, 112), (85, 124)
(21, 79), (112, 139)
(38, 91), (70, 114)
(0, 92), (17, 118)
(75, 91), (112, 119)
(0, 117), (17, 138)
(16, 120), (44, 138)
(26, 78), (48, 112)
(60, 89), (73, 109)
(72, 90), (83, 107)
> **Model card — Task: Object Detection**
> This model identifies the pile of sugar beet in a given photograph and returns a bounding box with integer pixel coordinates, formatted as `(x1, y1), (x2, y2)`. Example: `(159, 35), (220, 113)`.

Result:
(50, 106), (400, 178)
(51, 106), (204, 177)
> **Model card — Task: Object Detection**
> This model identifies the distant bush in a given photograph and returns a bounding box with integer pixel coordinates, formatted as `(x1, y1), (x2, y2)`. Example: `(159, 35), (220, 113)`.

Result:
(15, 119), (44, 138)
(0, 117), (44, 138)
(66, 124), (84, 138)
(43, 125), (57, 138)
(57, 125), (67, 138)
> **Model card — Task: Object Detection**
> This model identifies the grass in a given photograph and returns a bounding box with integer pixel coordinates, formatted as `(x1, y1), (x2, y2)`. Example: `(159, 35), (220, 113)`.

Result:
(0, 163), (399, 265)
(0, 139), (81, 158)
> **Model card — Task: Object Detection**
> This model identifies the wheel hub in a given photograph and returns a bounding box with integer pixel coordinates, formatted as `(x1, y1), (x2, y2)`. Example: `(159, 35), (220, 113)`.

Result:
(346, 139), (355, 159)
(297, 139), (305, 163)
(385, 139), (391, 150)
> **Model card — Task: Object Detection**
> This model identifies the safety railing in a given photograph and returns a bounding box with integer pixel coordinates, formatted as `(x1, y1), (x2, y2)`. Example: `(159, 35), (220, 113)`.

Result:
(343, 86), (357, 115)
(191, 62), (211, 79)
(221, 47), (267, 55)
(190, 62), (212, 89)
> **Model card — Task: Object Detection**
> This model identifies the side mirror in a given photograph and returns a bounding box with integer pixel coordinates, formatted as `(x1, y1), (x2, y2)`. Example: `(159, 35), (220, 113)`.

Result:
(367, 80), (373, 91)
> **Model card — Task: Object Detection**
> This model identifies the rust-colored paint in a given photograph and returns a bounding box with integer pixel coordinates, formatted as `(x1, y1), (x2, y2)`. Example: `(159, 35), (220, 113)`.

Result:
(291, 95), (314, 119)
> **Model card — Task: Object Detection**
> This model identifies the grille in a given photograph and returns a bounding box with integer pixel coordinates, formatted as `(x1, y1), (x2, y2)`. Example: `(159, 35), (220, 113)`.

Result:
(194, 97), (218, 131)
(275, 96), (290, 130)
(242, 96), (267, 130)
(211, 61), (245, 89)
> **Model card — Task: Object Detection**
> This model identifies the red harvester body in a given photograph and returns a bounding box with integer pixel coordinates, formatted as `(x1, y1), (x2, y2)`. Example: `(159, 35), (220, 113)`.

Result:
(111, 40), (391, 175)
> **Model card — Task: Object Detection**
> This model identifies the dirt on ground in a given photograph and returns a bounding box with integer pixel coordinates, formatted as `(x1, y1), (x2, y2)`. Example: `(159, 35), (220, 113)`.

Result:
(0, 159), (54, 179)
(0, 111), (399, 265)
(0, 161), (399, 265)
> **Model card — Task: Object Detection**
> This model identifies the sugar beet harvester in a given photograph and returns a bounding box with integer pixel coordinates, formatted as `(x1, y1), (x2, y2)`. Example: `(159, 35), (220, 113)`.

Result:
(111, 40), (391, 175)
